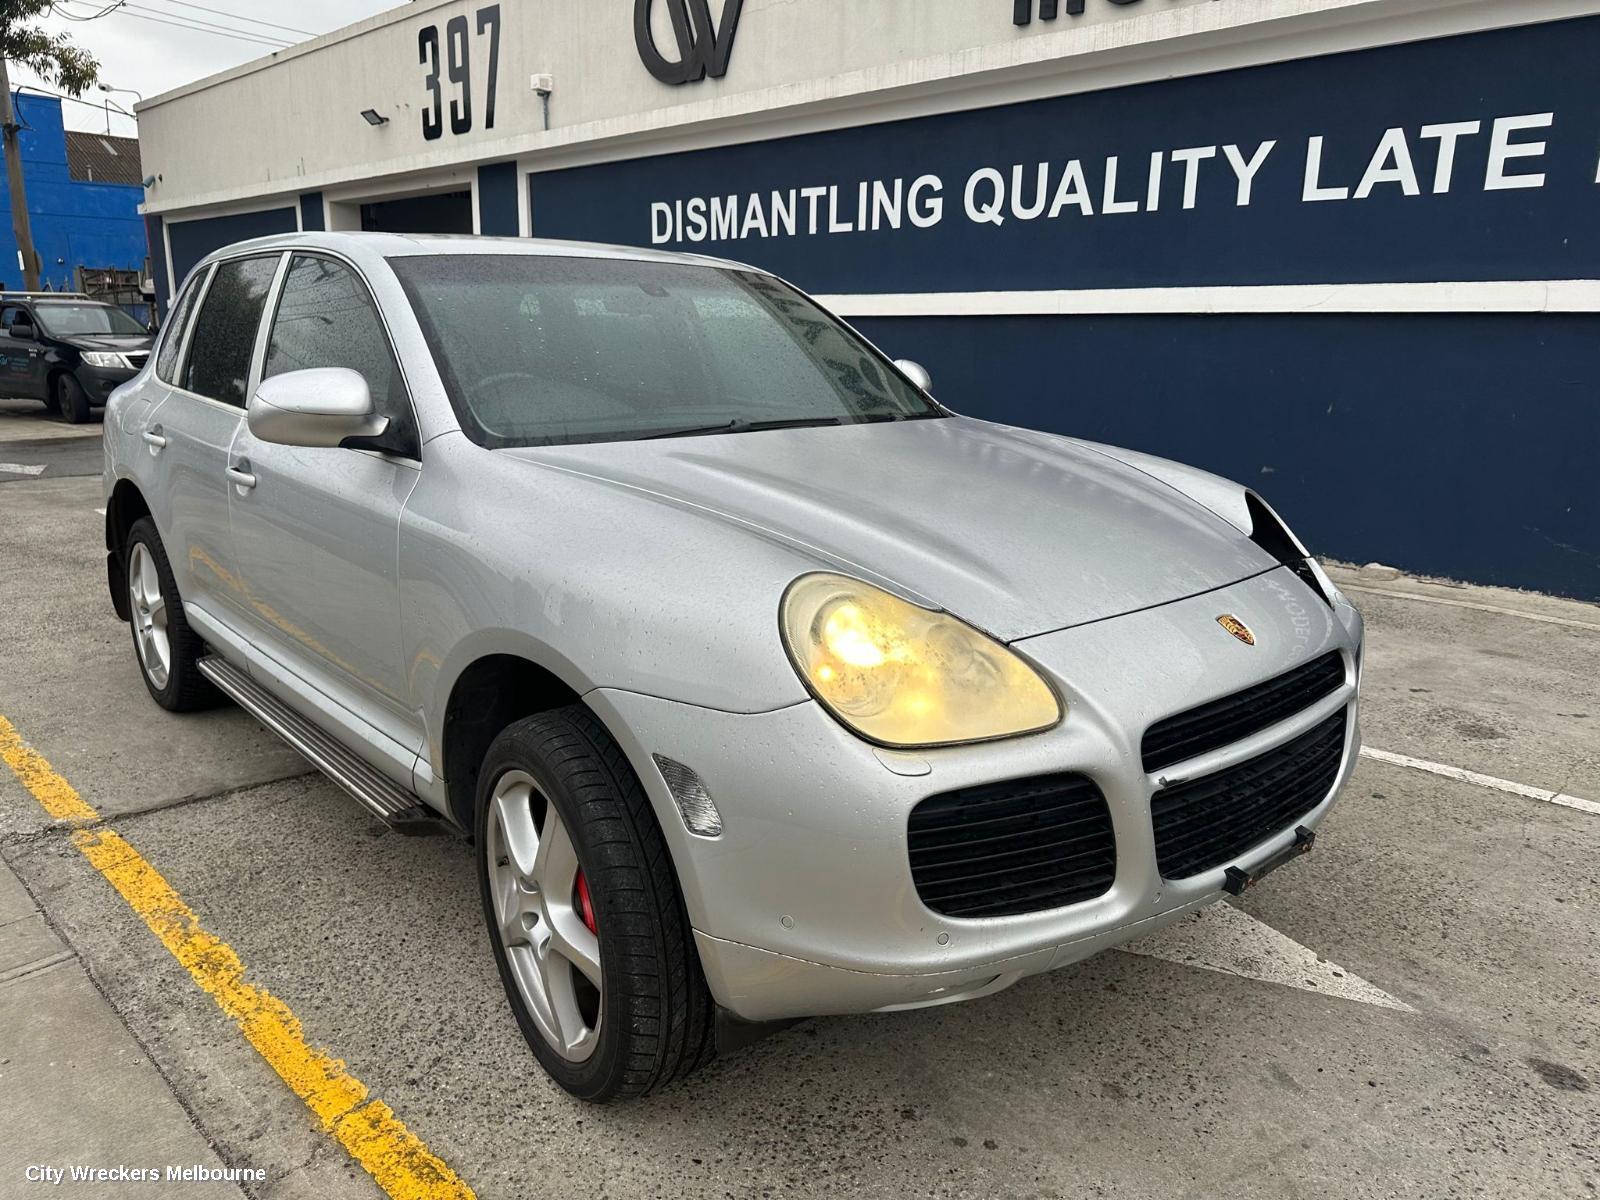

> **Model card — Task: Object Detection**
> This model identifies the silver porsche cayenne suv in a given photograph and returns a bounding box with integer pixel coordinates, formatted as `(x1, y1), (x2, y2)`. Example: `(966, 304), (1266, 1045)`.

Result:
(103, 233), (1364, 1101)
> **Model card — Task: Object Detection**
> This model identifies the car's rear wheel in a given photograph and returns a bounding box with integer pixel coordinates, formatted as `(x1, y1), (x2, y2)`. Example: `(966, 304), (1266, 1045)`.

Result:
(56, 374), (90, 424)
(475, 706), (716, 1102)
(125, 518), (221, 711)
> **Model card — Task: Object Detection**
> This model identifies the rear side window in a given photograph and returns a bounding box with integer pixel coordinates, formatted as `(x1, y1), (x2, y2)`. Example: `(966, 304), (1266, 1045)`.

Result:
(263, 254), (418, 456)
(154, 271), (207, 384)
(182, 255), (278, 407)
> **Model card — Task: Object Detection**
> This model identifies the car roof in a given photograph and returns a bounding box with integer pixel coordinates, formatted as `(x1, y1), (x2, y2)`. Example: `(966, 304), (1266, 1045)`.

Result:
(194, 231), (760, 275)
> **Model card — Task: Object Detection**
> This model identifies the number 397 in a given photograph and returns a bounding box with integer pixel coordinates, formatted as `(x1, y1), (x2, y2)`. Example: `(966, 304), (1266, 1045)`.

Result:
(419, 4), (501, 140)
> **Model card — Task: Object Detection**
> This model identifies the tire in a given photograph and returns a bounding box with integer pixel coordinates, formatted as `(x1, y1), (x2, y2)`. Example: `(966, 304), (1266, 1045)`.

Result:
(476, 705), (716, 1102)
(56, 374), (90, 424)
(124, 517), (222, 711)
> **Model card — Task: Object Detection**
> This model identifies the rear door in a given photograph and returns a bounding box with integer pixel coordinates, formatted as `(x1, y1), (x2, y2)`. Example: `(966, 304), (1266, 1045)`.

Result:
(226, 251), (424, 767)
(132, 269), (205, 527)
(160, 253), (282, 626)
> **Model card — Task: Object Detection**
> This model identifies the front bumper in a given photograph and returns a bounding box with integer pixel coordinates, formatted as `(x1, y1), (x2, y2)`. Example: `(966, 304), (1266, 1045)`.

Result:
(76, 364), (138, 404)
(590, 566), (1364, 1022)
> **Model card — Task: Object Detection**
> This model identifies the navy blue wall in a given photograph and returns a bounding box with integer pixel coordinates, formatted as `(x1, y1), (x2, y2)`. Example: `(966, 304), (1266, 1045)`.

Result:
(853, 313), (1596, 600)
(526, 15), (1600, 599)
(532, 17), (1600, 294)
(298, 192), (325, 232)
(167, 207), (297, 287)
(0, 95), (147, 293)
(477, 162), (519, 236)
(145, 214), (169, 314)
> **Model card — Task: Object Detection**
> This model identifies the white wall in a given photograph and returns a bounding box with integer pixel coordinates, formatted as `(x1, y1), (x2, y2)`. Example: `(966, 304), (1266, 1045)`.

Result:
(138, 0), (1309, 214)
(138, 0), (1600, 219)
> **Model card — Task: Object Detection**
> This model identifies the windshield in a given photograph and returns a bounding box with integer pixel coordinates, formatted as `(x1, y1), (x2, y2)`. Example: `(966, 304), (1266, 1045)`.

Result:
(33, 302), (147, 337)
(388, 254), (942, 447)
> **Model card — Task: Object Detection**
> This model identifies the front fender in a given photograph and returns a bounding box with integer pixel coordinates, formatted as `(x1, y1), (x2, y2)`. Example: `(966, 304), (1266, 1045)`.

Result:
(1068, 438), (1254, 534)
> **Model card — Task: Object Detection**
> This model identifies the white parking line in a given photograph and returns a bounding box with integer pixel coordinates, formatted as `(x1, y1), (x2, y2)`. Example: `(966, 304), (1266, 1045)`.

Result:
(1340, 583), (1600, 633)
(1122, 903), (1413, 1012)
(0, 461), (45, 476)
(93, 507), (105, 516)
(1360, 746), (1600, 816)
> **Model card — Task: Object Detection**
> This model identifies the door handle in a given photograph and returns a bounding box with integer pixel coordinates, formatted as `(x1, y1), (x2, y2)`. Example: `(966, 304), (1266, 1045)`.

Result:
(226, 461), (257, 490)
(142, 426), (167, 450)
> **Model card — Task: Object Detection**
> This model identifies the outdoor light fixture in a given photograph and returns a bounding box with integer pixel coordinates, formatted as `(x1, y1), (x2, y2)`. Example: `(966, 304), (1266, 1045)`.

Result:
(360, 109), (389, 126)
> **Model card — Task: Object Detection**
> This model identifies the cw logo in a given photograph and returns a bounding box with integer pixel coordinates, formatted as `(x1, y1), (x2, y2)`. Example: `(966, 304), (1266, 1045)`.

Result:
(634, 0), (745, 85)
(1014, 0), (1151, 25)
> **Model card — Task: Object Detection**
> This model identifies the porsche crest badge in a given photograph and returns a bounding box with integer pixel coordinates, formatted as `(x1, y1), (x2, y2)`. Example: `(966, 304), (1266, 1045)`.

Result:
(1216, 614), (1256, 646)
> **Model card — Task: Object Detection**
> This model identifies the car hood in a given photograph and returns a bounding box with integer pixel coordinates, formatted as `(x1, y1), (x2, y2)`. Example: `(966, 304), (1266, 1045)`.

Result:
(66, 334), (152, 352)
(504, 416), (1276, 641)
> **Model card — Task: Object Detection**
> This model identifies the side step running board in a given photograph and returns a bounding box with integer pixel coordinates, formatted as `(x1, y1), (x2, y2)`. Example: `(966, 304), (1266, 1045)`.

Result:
(198, 654), (438, 832)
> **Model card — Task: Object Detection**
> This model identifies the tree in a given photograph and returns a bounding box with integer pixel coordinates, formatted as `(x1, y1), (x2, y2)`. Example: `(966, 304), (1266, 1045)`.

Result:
(0, 0), (100, 290)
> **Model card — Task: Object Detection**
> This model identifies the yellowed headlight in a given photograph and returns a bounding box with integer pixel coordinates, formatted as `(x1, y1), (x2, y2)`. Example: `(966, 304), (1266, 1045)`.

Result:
(780, 573), (1062, 747)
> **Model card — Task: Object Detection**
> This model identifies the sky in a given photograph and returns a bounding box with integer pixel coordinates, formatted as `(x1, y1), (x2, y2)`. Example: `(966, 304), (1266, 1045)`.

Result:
(12, 0), (403, 138)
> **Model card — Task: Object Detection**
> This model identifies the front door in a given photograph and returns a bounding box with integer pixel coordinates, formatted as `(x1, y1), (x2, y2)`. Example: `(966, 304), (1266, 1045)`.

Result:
(226, 252), (424, 754)
(0, 305), (43, 398)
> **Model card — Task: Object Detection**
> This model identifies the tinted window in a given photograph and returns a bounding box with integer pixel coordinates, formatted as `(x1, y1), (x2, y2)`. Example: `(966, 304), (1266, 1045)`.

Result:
(263, 255), (417, 455)
(155, 271), (207, 383)
(388, 255), (939, 448)
(0, 305), (27, 329)
(182, 255), (278, 406)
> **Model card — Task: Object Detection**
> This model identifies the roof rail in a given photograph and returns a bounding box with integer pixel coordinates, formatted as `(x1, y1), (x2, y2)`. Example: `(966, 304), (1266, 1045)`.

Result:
(0, 291), (91, 300)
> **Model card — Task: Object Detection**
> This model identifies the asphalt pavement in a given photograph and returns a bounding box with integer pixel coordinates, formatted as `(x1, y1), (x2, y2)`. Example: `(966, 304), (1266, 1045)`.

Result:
(0, 400), (1595, 1199)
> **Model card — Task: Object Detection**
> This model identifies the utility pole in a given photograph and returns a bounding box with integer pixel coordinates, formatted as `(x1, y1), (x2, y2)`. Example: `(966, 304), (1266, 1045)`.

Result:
(0, 58), (41, 291)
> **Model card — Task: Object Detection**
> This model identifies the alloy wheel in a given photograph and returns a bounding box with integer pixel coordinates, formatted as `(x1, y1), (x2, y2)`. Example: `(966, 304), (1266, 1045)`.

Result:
(128, 542), (171, 689)
(486, 770), (603, 1061)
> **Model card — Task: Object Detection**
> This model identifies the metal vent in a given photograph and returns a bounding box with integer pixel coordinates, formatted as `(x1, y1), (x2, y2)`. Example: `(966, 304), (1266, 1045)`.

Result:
(1152, 710), (1346, 879)
(1141, 652), (1345, 773)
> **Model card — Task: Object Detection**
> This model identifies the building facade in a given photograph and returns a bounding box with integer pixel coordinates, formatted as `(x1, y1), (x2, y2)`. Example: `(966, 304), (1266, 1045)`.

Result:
(136, 0), (1600, 599)
(1, 94), (147, 294)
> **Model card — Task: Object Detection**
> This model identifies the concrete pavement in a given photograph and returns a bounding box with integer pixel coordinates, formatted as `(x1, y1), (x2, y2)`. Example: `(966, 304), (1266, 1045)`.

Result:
(0, 854), (248, 1196)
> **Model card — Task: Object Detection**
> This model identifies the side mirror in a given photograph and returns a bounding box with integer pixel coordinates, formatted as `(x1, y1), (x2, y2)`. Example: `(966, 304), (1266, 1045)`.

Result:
(894, 358), (933, 393)
(247, 367), (388, 448)
(10, 321), (35, 341)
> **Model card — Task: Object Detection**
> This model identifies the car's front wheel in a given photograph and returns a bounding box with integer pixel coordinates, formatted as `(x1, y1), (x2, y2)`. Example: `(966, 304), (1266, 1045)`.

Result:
(475, 706), (716, 1102)
(56, 374), (90, 423)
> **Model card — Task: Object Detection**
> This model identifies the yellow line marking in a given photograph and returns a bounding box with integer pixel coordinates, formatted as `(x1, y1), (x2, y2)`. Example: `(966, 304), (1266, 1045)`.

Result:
(0, 716), (100, 825)
(0, 714), (475, 1200)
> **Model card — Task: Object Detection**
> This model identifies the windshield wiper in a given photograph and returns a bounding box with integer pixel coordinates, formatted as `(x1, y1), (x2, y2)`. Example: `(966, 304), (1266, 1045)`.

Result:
(641, 416), (846, 440)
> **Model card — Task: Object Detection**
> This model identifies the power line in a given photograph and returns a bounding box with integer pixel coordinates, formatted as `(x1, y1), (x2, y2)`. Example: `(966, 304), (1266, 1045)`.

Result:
(54, 0), (302, 51)
(59, 3), (295, 48)
(123, 3), (294, 46)
(147, 0), (315, 39)
(48, 1), (127, 21)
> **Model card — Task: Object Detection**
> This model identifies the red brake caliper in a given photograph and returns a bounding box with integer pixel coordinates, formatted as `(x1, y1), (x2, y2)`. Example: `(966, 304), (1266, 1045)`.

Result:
(574, 870), (598, 935)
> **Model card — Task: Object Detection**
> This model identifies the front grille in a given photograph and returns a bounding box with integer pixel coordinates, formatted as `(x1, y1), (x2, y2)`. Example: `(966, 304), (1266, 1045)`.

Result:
(1151, 710), (1346, 879)
(1141, 651), (1346, 773)
(908, 774), (1115, 918)
(125, 351), (149, 368)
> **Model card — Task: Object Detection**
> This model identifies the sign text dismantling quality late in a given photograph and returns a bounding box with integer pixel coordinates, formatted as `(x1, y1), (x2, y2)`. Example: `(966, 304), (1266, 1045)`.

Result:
(650, 112), (1559, 244)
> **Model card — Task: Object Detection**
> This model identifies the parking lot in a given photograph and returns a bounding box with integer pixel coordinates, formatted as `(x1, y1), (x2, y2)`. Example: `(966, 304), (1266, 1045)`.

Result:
(1, 397), (1596, 1199)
